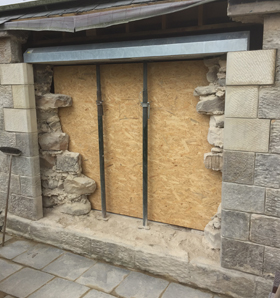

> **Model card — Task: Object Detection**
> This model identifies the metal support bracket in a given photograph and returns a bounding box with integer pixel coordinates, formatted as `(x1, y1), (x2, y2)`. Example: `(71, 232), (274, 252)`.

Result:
(141, 102), (150, 119)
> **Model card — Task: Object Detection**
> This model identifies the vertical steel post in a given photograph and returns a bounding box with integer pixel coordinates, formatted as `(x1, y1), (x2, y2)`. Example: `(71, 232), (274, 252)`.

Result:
(142, 62), (149, 227)
(96, 65), (106, 218)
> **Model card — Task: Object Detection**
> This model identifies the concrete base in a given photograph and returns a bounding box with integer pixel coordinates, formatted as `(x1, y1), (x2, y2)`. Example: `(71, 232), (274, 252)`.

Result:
(2, 208), (273, 298)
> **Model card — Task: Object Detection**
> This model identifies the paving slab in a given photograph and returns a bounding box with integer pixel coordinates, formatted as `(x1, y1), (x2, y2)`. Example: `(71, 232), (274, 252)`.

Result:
(29, 277), (89, 298)
(0, 259), (22, 282)
(43, 252), (96, 281)
(0, 234), (13, 245)
(76, 262), (129, 293)
(83, 289), (115, 298)
(161, 283), (213, 298)
(0, 240), (36, 259)
(13, 243), (64, 269)
(114, 271), (169, 298)
(0, 267), (53, 298)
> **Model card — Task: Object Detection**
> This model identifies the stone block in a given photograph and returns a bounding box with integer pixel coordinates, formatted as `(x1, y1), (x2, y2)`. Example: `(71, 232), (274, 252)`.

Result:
(204, 153), (223, 171)
(4, 108), (37, 133)
(259, 86), (280, 119)
(204, 221), (221, 249)
(0, 240), (35, 260)
(207, 126), (223, 148)
(222, 182), (265, 213)
(0, 151), (9, 172)
(0, 108), (3, 130)
(224, 118), (270, 152)
(0, 85), (13, 108)
(0, 63), (34, 85)
(36, 93), (72, 110)
(226, 50), (276, 85)
(39, 132), (69, 151)
(12, 156), (40, 176)
(20, 176), (41, 197)
(210, 115), (224, 128)
(12, 85), (36, 109)
(16, 132), (39, 157)
(194, 85), (217, 96)
(254, 154), (280, 188)
(0, 37), (22, 64)
(0, 259), (22, 283)
(251, 214), (280, 248)
(0, 172), (20, 195)
(40, 153), (56, 169)
(254, 277), (274, 298)
(9, 195), (43, 220)
(162, 283), (212, 298)
(225, 86), (258, 118)
(221, 210), (250, 240)
(64, 174), (96, 195)
(60, 199), (91, 216)
(0, 131), (16, 147)
(264, 246), (280, 276)
(266, 188), (280, 217)
(196, 95), (224, 115)
(56, 151), (82, 174)
(270, 121), (280, 153)
(84, 290), (115, 298)
(223, 150), (255, 185)
(221, 238), (264, 275)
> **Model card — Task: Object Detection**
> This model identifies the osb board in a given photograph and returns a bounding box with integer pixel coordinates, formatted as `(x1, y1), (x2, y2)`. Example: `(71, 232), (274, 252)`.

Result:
(54, 61), (222, 230)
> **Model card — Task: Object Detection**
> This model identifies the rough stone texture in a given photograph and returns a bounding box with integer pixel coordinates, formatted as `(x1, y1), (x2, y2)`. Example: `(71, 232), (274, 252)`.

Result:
(36, 93), (73, 110)
(60, 199), (91, 216)
(225, 86), (258, 118)
(11, 156), (40, 176)
(226, 50), (276, 85)
(4, 108), (37, 133)
(264, 246), (280, 276)
(84, 289), (115, 298)
(270, 121), (280, 153)
(0, 259), (22, 282)
(0, 131), (16, 148)
(0, 172), (20, 195)
(40, 153), (56, 169)
(221, 238), (264, 275)
(251, 214), (280, 248)
(204, 153), (223, 171)
(223, 151), (255, 185)
(20, 175), (42, 197)
(259, 85), (280, 119)
(39, 132), (69, 151)
(64, 175), (96, 195)
(12, 85), (36, 109)
(0, 85), (13, 108)
(222, 182), (265, 213)
(224, 118), (270, 152)
(0, 63), (34, 85)
(196, 96), (225, 115)
(33, 65), (53, 96)
(254, 277), (274, 298)
(210, 115), (224, 128)
(204, 221), (221, 249)
(221, 210), (250, 241)
(266, 188), (280, 217)
(254, 154), (280, 188)
(56, 151), (82, 174)
(16, 132), (39, 157)
(206, 65), (219, 83)
(162, 283), (212, 298)
(194, 85), (217, 96)
(0, 240), (35, 260)
(0, 108), (4, 131)
(207, 126), (223, 148)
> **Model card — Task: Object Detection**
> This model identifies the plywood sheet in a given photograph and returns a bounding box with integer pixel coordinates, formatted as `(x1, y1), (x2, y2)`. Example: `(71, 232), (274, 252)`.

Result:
(54, 61), (222, 231)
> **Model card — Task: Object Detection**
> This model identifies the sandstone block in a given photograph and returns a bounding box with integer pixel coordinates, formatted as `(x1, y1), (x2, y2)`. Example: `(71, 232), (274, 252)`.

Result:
(16, 132), (39, 157)
(204, 222), (220, 249)
(207, 126), (223, 148)
(194, 85), (217, 96)
(226, 50), (276, 85)
(223, 150), (255, 185)
(225, 86), (258, 118)
(210, 115), (224, 128)
(0, 172), (20, 195)
(221, 238), (264, 275)
(60, 199), (91, 216)
(264, 246), (280, 276)
(20, 176), (42, 197)
(270, 121), (280, 153)
(222, 182), (265, 213)
(0, 131), (16, 147)
(196, 96), (224, 115)
(266, 188), (280, 217)
(0, 85), (13, 108)
(251, 214), (280, 248)
(4, 108), (37, 133)
(12, 85), (35, 109)
(0, 63), (34, 85)
(12, 156), (40, 177)
(36, 93), (72, 110)
(221, 210), (250, 241)
(204, 153), (223, 171)
(39, 132), (69, 151)
(64, 175), (96, 195)
(254, 154), (280, 188)
(56, 151), (82, 174)
(259, 86), (280, 119)
(224, 118), (270, 152)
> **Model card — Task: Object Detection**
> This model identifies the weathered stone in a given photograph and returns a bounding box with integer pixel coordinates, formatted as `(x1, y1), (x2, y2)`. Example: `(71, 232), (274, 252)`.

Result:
(221, 210), (250, 240)
(194, 85), (217, 96)
(222, 182), (265, 213)
(37, 109), (58, 122)
(216, 89), (225, 97)
(211, 147), (223, 153)
(20, 176), (42, 197)
(36, 93), (72, 110)
(224, 118), (270, 152)
(0, 172), (20, 195)
(33, 65), (53, 93)
(210, 115), (224, 128)
(264, 246), (280, 276)
(0, 63), (34, 85)
(251, 214), (280, 248)
(0, 85), (13, 108)
(225, 86), (258, 118)
(38, 132), (69, 151)
(60, 198), (91, 216)
(0, 37), (22, 64)
(204, 57), (219, 68)
(204, 222), (221, 249)
(207, 126), (223, 148)
(219, 59), (227, 72)
(0, 131), (16, 147)
(0, 240), (35, 260)
(0, 108), (3, 130)
(254, 277), (274, 298)
(40, 154), (56, 169)
(221, 238), (264, 275)
(204, 153), (223, 171)
(0, 259), (22, 283)
(56, 151), (82, 174)
(266, 188), (280, 217)
(43, 196), (58, 208)
(223, 151), (255, 185)
(16, 132), (39, 157)
(64, 175), (96, 195)
(226, 50), (276, 85)
(217, 72), (226, 79)
(206, 65), (219, 83)
(196, 96), (224, 115)
(162, 283), (212, 298)
(259, 86), (280, 119)
(254, 154), (280, 188)
(11, 155), (40, 176)
(12, 85), (36, 109)
(270, 121), (280, 153)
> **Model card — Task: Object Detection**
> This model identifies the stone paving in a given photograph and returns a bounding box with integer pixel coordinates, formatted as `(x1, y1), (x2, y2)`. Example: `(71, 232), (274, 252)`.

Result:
(0, 233), (226, 298)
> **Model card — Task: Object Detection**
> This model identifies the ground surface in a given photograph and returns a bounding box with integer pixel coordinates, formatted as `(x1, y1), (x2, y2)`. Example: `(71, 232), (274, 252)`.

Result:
(0, 233), (226, 298)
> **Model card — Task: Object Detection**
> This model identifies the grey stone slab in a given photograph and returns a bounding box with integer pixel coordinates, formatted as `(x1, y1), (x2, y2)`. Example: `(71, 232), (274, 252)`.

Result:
(223, 151), (255, 185)
(0, 233), (12, 245)
(266, 188), (280, 217)
(0, 86), (13, 108)
(0, 239), (35, 259)
(221, 238), (264, 275)
(251, 214), (280, 248)
(115, 271), (169, 298)
(270, 121), (280, 153)
(0, 173), (20, 195)
(264, 246), (280, 276)
(254, 154), (280, 188)
(222, 182), (265, 213)
(259, 86), (280, 119)
(11, 156), (40, 177)
(15, 132), (39, 157)
(162, 283), (212, 298)
(20, 176), (41, 197)
(13, 243), (64, 269)
(0, 267), (53, 298)
(0, 132), (16, 148)
(77, 262), (129, 293)
(254, 276), (274, 298)
(43, 252), (96, 281)
(221, 210), (250, 241)
(0, 259), (22, 282)
(84, 289), (115, 298)
(29, 277), (89, 298)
